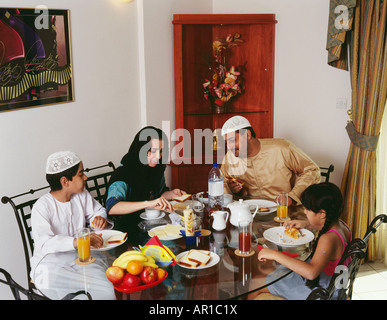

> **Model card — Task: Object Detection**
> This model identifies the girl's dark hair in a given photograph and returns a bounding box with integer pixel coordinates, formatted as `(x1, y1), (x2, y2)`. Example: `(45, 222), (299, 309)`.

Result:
(46, 162), (81, 191)
(108, 126), (169, 201)
(301, 182), (344, 288)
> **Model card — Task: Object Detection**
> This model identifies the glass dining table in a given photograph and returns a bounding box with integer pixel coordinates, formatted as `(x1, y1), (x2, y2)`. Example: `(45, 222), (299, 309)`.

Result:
(32, 200), (312, 300)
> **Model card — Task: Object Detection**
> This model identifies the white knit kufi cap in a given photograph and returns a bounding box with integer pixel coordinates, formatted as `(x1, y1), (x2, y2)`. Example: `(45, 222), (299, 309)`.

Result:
(46, 151), (81, 174)
(221, 115), (252, 136)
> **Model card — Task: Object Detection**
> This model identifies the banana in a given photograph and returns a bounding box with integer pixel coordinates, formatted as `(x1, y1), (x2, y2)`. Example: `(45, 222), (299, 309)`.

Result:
(143, 254), (156, 264)
(112, 251), (148, 268)
(142, 261), (159, 269)
(112, 250), (160, 269)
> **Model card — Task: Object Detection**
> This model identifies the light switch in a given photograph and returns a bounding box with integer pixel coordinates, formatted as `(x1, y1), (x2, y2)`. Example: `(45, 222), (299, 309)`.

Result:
(336, 98), (347, 109)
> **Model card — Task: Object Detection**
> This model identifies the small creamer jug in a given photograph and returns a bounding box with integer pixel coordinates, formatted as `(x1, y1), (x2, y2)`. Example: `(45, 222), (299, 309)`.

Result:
(211, 211), (229, 231)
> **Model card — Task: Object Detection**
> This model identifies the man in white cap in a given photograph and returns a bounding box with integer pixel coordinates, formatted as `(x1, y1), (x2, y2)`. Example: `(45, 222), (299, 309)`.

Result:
(30, 151), (109, 282)
(220, 116), (320, 205)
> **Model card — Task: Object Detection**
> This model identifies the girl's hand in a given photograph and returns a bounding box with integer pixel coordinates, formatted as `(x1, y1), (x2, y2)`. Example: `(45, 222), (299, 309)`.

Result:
(284, 219), (309, 230)
(258, 248), (277, 262)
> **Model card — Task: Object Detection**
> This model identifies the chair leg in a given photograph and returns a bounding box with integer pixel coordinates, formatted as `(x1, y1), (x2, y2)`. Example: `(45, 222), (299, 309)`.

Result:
(0, 268), (21, 300)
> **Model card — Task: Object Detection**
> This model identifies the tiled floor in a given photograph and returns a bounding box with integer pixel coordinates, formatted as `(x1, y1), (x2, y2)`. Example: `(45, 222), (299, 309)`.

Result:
(352, 259), (387, 300)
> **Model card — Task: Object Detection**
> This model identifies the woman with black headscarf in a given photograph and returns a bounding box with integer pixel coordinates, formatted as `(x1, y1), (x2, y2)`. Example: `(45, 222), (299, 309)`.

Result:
(106, 126), (186, 237)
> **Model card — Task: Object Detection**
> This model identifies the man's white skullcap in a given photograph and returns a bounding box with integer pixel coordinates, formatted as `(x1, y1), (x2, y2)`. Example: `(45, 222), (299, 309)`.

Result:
(221, 115), (252, 136)
(46, 151), (81, 174)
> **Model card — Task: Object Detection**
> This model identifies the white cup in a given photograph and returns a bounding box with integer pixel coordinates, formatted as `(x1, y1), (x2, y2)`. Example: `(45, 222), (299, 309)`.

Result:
(145, 208), (160, 219)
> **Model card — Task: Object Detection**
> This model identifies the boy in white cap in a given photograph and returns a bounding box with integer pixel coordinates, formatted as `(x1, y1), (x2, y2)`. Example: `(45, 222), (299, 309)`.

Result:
(220, 116), (320, 205)
(30, 151), (108, 279)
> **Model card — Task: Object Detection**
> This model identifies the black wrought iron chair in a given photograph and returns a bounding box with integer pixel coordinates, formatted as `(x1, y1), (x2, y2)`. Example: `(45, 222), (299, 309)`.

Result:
(84, 161), (116, 206)
(319, 164), (334, 182)
(1, 161), (116, 295)
(307, 214), (387, 300)
(0, 268), (92, 300)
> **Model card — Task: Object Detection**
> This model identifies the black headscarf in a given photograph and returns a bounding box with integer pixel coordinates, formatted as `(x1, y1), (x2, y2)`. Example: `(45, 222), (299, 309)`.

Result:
(108, 126), (169, 201)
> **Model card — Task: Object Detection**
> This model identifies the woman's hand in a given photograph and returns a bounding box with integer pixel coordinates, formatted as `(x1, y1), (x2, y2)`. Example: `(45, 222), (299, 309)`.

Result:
(162, 189), (187, 201)
(147, 196), (173, 211)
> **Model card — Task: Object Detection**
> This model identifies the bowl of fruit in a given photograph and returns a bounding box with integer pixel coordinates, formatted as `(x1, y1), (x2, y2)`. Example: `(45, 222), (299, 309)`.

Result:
(106, 250), (168, 293)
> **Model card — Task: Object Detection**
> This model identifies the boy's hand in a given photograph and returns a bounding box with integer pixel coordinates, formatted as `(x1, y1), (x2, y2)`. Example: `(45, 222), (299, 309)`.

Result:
(90, 233), (104, 248)
(91, 216), (108, 230)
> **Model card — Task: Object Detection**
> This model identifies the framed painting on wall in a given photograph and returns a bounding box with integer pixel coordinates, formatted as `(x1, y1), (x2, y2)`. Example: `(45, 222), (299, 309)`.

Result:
(0, 7), (73, 112)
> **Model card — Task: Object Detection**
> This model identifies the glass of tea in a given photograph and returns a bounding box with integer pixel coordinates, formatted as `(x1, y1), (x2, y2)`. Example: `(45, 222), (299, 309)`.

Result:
(238, 220), (252, 255)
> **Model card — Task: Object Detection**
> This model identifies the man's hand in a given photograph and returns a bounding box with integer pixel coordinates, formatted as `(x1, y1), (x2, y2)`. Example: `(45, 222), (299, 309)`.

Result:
(226, 178), (244, 195)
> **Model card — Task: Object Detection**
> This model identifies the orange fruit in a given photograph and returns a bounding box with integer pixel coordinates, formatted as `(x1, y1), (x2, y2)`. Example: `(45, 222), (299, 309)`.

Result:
(156, 268), (167, 280)
(126, 260), (144, 275)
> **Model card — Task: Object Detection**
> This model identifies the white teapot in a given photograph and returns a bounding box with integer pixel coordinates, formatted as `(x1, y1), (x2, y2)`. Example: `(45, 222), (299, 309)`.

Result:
(227, 199), (258, 227)
(211, 211), (229, 231)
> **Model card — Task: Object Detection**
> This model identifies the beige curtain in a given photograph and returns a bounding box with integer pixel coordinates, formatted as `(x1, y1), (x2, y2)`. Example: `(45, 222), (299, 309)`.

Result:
(327, 0), (387, 261)
(376, 102), (387, 264)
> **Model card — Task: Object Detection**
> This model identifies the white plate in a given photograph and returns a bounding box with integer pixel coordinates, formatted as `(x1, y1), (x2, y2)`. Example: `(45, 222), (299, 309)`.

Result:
(148, 225), (183, 241)
(140, 211), (166, 220)
(263, 226), (314, 247)
(176, 251), (220, 269)
(91, 230), (127, 251)
(243, 199), (277, 215)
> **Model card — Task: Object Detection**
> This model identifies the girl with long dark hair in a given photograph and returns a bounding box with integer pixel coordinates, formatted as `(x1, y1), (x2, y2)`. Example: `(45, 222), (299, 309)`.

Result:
(252, 182), (352, 299)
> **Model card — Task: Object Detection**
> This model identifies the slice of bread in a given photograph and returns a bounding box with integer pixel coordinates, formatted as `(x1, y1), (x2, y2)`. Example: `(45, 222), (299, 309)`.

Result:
(172, 194), (192, 202)
(107, 232), (127, 244)
(187, 249), (211, 265)
(178, 252), (199, 268)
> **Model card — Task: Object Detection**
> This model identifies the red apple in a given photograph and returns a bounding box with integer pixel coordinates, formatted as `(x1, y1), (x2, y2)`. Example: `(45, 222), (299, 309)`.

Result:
(121, 273), (142, 288)
(140, 266), (157, 284)
(105, 266), (124, 284)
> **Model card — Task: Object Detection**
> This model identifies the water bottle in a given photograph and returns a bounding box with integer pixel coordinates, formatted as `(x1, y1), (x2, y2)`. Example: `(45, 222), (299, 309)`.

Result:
(208, 162), (224, 210)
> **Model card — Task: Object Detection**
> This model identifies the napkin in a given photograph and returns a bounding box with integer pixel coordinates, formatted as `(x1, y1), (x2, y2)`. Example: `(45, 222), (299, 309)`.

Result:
(169, 211), (182, 225)
(257, 245), (300, 257)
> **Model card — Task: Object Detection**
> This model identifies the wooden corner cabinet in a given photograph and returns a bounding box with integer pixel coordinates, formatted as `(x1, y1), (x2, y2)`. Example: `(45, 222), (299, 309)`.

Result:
(171, 14), (277, 194)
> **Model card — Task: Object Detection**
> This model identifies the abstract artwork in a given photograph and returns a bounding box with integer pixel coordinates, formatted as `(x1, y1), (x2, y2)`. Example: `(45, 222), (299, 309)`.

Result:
(0, 8), (73, 112)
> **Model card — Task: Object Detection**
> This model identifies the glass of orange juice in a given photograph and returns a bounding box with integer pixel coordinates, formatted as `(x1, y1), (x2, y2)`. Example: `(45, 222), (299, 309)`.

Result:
(276, 192), (288, 222)
(77, 228), (91, 263)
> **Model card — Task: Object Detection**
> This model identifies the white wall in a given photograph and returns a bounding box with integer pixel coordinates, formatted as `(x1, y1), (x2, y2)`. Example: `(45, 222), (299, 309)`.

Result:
(214, 0), (352, 185)
(0, 0), (352, 299)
